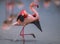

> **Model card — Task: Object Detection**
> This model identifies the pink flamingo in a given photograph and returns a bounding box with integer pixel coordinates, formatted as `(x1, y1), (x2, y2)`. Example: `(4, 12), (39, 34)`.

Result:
(43, 0), (51, 8)
(12, 2), (42, 38)
(12, 2), (42, 44)
(2, 2), (42, 44)
(2, 2), (42, 37)
(2, 1), (42, 39)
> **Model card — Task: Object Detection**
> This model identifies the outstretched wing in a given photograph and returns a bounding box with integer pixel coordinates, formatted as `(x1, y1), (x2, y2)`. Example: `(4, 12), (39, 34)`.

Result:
(31, 20), (42, 32)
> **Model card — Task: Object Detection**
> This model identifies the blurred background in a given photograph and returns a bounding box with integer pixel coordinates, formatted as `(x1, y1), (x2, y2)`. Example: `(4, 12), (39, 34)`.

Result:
(0, 0), (60, 44)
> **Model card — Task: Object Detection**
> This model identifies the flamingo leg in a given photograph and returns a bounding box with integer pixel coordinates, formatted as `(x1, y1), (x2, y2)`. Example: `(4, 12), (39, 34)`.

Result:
(20, 26), (36, 44)
(20, 26), (25, 44)
(20, 26), (36, 38)
(20, 34), (36, 38)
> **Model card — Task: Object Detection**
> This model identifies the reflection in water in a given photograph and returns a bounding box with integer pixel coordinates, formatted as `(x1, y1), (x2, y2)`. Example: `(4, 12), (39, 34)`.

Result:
(0, 39), (37, 44)
(0, 39), (59, 44)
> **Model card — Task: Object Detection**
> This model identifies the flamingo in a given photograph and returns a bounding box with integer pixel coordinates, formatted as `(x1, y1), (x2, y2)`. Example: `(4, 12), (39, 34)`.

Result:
(2, 2), (42, 39)
(43, 0), (51, 8)
(12, 2), (42, 38)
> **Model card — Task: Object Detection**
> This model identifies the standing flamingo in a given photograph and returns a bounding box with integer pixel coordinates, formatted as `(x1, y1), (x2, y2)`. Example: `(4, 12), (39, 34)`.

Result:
(12, 2), (42, 44)
(2, 1), (42, 40)
(12, 2), (42, 38)
(2, 2), (42, 44)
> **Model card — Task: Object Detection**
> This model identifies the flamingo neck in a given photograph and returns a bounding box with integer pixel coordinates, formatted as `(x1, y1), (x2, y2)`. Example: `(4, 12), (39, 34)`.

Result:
(30, 3), (38, 14)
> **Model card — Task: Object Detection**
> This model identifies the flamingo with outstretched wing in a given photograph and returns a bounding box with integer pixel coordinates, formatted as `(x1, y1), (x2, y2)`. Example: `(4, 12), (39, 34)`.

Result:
(12, 2), (42, 32)
(12, 2), (42, 39)
(2, 2), (42, 38)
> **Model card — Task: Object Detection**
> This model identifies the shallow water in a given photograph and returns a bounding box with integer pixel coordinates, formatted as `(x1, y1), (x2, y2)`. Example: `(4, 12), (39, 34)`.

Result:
(0, 0), (60, 44)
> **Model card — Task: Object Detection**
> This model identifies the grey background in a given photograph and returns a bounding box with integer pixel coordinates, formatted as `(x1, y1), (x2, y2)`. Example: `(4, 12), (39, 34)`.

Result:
(0, 0), (60, 44)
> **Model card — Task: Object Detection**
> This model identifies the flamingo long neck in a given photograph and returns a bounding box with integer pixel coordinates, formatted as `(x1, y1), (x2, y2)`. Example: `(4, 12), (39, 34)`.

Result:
(30, 3), (38, 15)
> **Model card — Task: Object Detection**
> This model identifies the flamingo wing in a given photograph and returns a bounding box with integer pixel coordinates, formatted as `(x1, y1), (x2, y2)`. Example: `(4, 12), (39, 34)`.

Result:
(31, 20), (42, 32)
